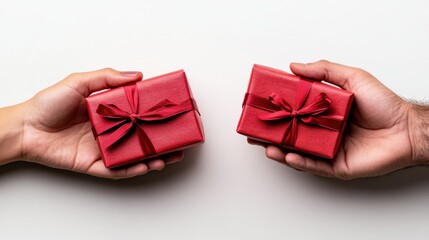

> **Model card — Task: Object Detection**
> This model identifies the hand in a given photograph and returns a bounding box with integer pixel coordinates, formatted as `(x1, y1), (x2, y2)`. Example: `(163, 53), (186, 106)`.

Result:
(3, 68), (183, 179)
(249, 60), (429, 179)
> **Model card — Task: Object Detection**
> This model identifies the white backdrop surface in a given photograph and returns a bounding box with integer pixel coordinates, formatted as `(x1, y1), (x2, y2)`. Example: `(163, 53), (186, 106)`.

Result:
(1, 1), (429, 239)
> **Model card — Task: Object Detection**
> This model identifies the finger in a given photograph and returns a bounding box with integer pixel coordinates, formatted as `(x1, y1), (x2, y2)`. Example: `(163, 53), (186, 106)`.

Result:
(63, 68), (143, 96)
(85, 151), (184, 179)
(147, 159), (165, 171)
(290, 60), (366, 90)
(162, 151), (184, 165)
(146, 151), (184, 170)
(265, 145), (287, 162)
(263, 146), (301, 170)
(86, 160), (149, 179)
(247, 138), (269, 148)
(285, 153), (335, 178)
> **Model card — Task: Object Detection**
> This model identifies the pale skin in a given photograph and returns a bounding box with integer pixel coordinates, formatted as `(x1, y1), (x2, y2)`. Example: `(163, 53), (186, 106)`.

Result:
(249, 60), (429, 180)
(0, 68), (184, 179)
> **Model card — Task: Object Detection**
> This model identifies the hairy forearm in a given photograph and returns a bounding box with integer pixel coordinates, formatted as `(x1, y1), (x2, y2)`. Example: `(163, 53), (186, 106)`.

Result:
(0, 104), (25, 165)
(409, 102), (429, 164)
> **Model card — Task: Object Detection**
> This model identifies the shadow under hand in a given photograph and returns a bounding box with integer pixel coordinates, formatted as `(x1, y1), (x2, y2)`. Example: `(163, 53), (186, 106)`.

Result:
(0, 144), (205, 190)
(306, 165), (429, 194)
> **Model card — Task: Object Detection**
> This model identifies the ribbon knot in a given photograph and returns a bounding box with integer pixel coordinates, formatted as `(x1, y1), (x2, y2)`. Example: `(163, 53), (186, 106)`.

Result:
(243, 79), (344, 146)
(128, 113), (138, 123)
(93, 84), (197, 157)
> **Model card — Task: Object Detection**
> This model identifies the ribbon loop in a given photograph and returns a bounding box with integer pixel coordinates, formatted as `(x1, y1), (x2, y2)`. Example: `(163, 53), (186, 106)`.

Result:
(243, 80), (343, 146)
(93, 84), (196, 156)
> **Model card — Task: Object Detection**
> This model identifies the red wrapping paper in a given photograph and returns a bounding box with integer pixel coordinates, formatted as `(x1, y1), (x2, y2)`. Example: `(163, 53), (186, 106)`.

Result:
(86, 70), (204, 168)
(237, 64), (354, 159)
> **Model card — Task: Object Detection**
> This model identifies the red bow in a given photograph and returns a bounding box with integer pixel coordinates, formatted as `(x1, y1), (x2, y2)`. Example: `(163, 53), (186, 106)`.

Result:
(94, 84), (196, 156)
(244, 80), (343, 146)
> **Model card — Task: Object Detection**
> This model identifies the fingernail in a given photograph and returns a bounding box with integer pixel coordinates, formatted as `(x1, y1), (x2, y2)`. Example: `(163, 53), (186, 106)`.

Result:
(120, 71), (140, 77)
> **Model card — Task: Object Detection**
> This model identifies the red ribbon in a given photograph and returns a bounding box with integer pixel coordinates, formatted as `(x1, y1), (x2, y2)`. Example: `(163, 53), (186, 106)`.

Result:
(243, 79), (343, 146)
(93, 84), (197, 157)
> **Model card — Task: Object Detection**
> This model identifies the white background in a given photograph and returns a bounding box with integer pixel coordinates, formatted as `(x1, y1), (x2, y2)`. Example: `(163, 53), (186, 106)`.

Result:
(1, 0), (429, 239)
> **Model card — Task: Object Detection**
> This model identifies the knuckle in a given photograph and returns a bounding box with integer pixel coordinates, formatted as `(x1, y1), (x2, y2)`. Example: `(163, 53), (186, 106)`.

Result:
(354, 67), (367, 75)
(336, 171), (353, 180)
(317, 59), (330, 65)
(350, 67), (372, 80)
(65, 72), (79, 80)
(112, 175), (123, 180)
(101, 67), (116, 74)
(63, 72), (83, 86)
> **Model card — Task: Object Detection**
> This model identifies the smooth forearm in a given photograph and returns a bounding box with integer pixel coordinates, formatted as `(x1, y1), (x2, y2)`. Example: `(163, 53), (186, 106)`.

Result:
(0, 104), (25, 165)
(408, 102), (429, 164)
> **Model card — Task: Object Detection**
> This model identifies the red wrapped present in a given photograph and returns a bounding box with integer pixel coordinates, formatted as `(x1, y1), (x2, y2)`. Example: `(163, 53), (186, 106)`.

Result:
(237, 64), (354, 159)
(86, 70), (204, 168)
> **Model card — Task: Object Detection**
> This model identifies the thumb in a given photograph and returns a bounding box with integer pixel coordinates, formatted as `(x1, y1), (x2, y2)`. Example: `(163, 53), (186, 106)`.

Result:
(290, 60), (367, 90)
(62, 68), (143, 97)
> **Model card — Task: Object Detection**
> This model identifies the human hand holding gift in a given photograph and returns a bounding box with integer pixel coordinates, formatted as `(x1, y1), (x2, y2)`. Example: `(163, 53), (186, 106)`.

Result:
(0, 68), (188, 179)
(86, 70), (204, 169)
(1, 61), (427, 180)
(238, 64), (354, 159)
(247, 60), (429, 179)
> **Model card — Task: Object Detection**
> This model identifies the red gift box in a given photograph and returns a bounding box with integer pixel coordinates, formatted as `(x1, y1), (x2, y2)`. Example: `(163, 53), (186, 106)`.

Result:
(237, 64), (354, 159)
(86, 70), (204, 168)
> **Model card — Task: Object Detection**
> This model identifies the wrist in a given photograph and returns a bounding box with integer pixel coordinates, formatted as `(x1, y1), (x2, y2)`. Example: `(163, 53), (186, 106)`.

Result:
(0, 103), (26, 165)
(408, 102), (429, 164)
